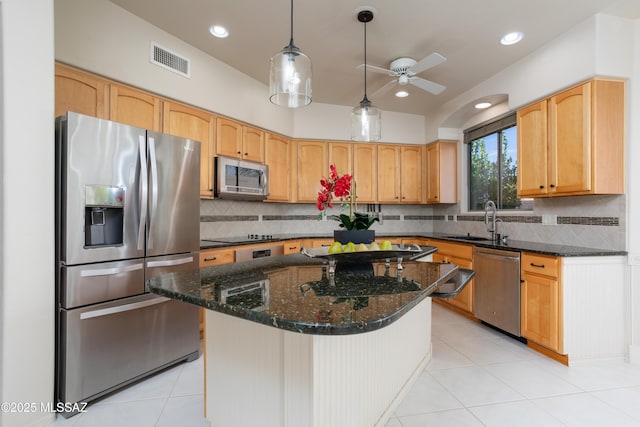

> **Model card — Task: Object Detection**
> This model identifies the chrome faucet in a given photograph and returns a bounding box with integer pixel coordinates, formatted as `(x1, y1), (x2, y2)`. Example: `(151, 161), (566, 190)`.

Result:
(484, 200), (498, 242)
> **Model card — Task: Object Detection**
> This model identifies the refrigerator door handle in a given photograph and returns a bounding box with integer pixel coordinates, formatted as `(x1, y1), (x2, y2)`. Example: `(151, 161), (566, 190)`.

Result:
(79, 296), (171, 320)
(137, 135), (148, 251)
(148, 137), (159, 250)
(147, 256), (195, 268)
(79, 263), (144, 277)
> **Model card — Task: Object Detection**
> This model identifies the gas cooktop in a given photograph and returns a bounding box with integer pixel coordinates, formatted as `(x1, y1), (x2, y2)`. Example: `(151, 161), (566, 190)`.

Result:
(202, 234), (279, 244)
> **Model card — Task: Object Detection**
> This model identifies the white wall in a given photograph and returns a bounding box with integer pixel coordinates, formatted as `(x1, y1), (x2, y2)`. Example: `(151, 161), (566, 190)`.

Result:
(0, 0), (55, 426)
(54, 0), (425, 143)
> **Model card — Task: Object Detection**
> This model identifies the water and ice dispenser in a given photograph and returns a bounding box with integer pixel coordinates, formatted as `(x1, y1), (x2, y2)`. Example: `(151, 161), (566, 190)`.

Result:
(84, 185), (125, 247)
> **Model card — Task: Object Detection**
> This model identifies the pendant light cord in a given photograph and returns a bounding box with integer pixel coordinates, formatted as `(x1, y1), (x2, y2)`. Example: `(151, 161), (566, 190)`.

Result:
(289, 0), (295, 47)
(363, 18), (368, 101)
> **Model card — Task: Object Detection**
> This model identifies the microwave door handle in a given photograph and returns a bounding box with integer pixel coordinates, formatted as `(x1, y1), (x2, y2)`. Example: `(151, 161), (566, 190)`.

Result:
(262, 169), (268, 195)
(137, 135), (148, 251)
(147, 137), (159, 250)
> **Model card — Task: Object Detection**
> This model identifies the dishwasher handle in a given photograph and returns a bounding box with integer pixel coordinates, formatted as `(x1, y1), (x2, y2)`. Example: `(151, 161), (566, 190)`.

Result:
(474, 249), (520, 262)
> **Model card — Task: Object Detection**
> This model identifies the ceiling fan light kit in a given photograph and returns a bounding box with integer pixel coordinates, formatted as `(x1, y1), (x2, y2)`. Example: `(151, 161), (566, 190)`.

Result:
(351, 8), (381, 142)
(269, 0), (312, 108)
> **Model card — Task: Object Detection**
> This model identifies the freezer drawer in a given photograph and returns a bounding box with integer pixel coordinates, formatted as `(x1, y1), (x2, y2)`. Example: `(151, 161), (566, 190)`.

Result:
(57, 293), (199, 405)
(61, 259), (146, 309)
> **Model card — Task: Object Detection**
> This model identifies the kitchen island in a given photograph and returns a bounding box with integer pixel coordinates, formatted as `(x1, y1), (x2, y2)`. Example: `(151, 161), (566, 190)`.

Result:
(148, 250), (473, 427)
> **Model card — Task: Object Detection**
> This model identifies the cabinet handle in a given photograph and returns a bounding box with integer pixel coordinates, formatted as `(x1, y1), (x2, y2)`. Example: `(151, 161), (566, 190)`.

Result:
(550, 184), (556, 188)
(288, 246), (298, 250)
(520, 279), (525, 283)
(539, 185), (545, 189)
(237, 151), (241, 154)
(530, 262), (545, 268)
(204, 257), (217, 262)
(244, 152), (249, 156)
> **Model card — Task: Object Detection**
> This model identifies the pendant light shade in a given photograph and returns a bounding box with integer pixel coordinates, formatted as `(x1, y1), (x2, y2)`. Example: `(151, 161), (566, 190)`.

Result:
(351, 9), (381, 141)
(269, 0), (312, 108)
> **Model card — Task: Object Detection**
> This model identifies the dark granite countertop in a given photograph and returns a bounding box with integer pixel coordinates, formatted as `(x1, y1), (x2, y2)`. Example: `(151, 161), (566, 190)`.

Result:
(201, 232), (626, 257)
(148, 252), (474, 335)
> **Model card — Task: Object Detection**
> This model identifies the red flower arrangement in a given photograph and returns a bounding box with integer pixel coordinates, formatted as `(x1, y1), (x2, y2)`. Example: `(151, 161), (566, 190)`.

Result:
(317, 164), (378, 230)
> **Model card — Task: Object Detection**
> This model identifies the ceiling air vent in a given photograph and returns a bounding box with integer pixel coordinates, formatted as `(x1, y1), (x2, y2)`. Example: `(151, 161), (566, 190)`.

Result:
(150, 42), (191, 78)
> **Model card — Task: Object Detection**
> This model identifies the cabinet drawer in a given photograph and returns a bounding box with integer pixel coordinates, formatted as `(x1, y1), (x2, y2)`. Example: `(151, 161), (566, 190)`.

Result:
(431, 240), (473, 260)
(521, 253), (559, 277)
(283, 240), (301, 254)
(200, 249), (235, 267)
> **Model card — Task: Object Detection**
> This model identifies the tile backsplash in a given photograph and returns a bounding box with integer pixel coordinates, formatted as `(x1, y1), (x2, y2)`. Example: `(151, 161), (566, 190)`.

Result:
(200, 194), (626, 250)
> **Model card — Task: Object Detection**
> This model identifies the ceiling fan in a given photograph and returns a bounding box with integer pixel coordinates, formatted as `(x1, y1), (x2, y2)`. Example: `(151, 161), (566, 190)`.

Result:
(360, 52), (447, 97)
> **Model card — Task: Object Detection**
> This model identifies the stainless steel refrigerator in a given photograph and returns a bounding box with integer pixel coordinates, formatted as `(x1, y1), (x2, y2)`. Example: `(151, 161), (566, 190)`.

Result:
(55, 112), (200, 413)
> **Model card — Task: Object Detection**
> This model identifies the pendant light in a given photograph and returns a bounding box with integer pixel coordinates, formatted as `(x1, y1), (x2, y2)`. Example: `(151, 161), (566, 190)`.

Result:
(351, 9), (381, 141)
(269, 0), (312, 108)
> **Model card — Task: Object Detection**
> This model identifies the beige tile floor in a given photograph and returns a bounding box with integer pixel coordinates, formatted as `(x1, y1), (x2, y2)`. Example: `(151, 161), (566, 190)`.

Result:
(49, 303), (640, 426)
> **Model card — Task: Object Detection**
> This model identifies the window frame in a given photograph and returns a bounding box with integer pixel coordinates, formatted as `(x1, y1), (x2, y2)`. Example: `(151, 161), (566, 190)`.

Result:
(464, 112), (529, 212)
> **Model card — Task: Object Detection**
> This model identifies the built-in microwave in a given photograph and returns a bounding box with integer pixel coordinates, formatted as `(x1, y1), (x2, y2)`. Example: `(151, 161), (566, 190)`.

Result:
(215, 156), (269, 200)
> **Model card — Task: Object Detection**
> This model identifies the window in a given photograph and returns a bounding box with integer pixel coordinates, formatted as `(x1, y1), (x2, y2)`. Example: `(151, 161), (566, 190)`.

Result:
(465, 113), (530, 211)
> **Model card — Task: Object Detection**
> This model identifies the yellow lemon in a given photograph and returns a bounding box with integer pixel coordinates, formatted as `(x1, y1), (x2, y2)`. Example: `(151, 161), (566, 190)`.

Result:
(369, 242), (380, 251)
(328, 241), (343, 254)
(357, 243), (369, 251)
(343, 242), (357, 252)
(380, 240), (393, 250)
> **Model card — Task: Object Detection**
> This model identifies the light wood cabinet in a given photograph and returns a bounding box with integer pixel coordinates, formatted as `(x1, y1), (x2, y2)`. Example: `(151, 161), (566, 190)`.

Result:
(283, 240), (302, 254)
(352, 143), (377, 203)
(517, 79), (624, 197)
(216, 117), (265, 163)
(400, 145), (423, 203)
(377, 144), (423, 203)
(109, 84), (162, 131)
(199, 248), (235, 267)
(295, 140), (328, 202)
(430, 240), (474, 313)
(328, 142), (352, 177)
(265, 133), (293, 202)
(162, 101), (216, 199)
(426, 140), (457, 204)
(55, 63), (109, 119)
(377, 145), (401, 202)
(520, 252), (563, 353)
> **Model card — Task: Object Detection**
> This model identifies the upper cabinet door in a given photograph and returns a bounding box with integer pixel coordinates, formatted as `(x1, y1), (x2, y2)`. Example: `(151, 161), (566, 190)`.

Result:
(377, 145), (400, 203)
(296, 141), (328, 203)
(517, 100), (549, 197)
(328, 142), (353, 177)
(352, 144), (377, 203)
(55, 64), (109, 119)
(216, 117), (243, 159)
(242, 126), (265, 163)
(400, 145), (423, 203)
(548, 82), (591, 194)
(110, 84), (161, 131)
(162, 101), (216, 199)
(265, 133), (293, 202)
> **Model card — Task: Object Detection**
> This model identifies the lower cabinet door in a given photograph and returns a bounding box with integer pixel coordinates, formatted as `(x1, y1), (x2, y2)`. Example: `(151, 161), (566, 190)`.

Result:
(521, 272), (560, 351)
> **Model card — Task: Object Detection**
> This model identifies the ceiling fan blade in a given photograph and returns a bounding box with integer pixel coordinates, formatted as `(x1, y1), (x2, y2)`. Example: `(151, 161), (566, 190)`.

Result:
(409, 77), (446, 95)
(409, 52), (447, 75)
(357, 63), (395, 76)
(370, 80), (397, 98)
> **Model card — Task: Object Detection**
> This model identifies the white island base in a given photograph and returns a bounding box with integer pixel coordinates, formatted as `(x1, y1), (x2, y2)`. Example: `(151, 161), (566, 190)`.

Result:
(204, 298), (432, 427)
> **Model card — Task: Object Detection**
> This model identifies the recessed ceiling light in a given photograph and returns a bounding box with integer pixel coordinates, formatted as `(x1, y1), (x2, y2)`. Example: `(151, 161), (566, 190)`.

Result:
(395, 90), (409, 98)
(500, 31), (523, 46)
(209, 25), (229, 38)
(475, 102), (492, 109)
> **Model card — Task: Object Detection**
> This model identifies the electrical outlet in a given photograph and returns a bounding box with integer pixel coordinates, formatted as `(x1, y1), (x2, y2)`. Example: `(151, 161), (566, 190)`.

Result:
(629, 254), (640, 265)
(453, 215), (457, 222)
(542, 214), (557, 225)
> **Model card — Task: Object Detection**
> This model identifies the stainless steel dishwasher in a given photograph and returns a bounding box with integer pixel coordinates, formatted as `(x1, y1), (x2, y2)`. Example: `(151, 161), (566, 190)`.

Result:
(473, 247), (521, 337)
